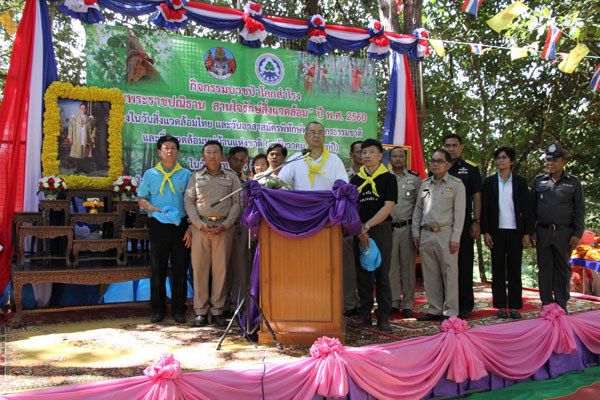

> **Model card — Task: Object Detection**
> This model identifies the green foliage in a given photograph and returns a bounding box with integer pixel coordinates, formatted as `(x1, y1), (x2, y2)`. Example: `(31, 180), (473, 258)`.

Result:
(422, 0), (600, 218)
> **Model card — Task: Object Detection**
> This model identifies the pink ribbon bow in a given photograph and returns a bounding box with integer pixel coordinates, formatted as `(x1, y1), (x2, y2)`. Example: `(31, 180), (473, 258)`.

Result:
(144, 354), (182, 381)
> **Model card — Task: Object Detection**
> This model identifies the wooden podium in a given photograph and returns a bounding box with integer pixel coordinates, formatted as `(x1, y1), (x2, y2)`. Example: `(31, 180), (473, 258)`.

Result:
(258, 219), (345, 345)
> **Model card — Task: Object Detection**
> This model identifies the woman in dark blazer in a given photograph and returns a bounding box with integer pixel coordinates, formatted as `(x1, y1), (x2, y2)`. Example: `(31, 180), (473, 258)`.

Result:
(481, 147), (533, 319)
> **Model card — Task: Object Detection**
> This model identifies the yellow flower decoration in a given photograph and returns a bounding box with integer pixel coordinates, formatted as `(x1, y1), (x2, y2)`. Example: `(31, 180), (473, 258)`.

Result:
(42, 81), (125, 190)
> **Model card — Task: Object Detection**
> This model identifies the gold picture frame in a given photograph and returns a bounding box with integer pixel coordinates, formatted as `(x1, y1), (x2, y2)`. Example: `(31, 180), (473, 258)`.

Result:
(42, 81), (124, 189)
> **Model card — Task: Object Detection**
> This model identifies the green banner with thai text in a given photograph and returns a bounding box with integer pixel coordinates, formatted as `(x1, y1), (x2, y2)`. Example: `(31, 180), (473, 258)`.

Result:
(85, 24), (377, 178)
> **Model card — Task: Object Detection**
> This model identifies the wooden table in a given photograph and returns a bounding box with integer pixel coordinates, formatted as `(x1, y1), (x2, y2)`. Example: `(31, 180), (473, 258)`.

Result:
(120, 228), (150, 261)
(39, 199), (70, 225)
(11, 264), (153, 327)
(17, 226), (73, 268)
(72, 239), (124, 266)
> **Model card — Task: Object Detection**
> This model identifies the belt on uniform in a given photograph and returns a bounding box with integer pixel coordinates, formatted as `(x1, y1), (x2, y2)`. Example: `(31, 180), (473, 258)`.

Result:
(201, 216), (226, 223)
(392, 220), (412, 229)
(537, 223), (573, 231)
(422, 225), (452, 232)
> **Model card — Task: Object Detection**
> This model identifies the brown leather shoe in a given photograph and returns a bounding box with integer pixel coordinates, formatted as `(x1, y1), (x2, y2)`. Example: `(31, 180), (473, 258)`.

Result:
(377, 318), (392, 332)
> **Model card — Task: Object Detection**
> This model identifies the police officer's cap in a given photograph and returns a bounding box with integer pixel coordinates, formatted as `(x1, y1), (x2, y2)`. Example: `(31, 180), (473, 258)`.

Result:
(545, 142), (568, 159)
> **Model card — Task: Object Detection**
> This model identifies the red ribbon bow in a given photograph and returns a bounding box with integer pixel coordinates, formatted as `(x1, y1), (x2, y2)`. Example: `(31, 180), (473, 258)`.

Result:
(369, 34), (390, 48)
(160, 3), (187, 20)
(249, 3), (262, 13)
(242, 13), (265, 34)
(308, 28), (326, 38)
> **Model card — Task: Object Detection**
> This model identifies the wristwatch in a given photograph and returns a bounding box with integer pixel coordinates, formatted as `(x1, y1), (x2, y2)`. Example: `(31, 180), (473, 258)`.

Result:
(473, 218), (480, 223)
(363, 222), (370, 231)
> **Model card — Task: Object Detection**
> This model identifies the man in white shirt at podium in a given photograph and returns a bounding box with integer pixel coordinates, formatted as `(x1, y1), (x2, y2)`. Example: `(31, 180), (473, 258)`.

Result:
(278, 121), (348, 190)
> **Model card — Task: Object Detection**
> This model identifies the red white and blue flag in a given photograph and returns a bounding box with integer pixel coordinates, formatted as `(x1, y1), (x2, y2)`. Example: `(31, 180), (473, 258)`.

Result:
(381, 52), (426, 178)
(470, 44), (485, 54)
(591, 63), (600, 92)
(461, 0), (484, 17)
(541, 25), (562, 60)
(0, 0), (57, 295)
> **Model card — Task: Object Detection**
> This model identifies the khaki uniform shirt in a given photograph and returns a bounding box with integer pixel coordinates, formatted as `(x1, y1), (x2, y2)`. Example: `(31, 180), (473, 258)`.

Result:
(391, 168), (421, 222)
(184, 167), (241, 229)
(346, 166), (360, 180)
(412, 173), (466, 243)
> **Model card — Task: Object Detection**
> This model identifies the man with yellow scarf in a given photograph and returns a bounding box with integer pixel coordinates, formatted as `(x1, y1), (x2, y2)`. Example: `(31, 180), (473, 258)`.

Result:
(349, 139), (397, 332)
(138, 135), (192, 324)
(278, 121), (348, 190)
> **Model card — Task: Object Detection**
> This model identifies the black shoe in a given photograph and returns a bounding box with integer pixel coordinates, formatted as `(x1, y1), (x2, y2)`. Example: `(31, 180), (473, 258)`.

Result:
(193, 315), (208, 327)
(497, 309), (508, 319)
(173, 313), (187, 324)
(212, 314), (228, 327)
(377, 318), (392, 332)
(458, 311), (471, 319)
(222, 309), (234, 319)
(442, 316), (451, 321)
(509, 310), (522, 319)
(343, 308), (357, 317)
(416, 313), (443, 321)
(150, 311), (165, 323)
(353, 313), (373, 327)
(390, 307), (400, 316)
(402, 309), (414, 318)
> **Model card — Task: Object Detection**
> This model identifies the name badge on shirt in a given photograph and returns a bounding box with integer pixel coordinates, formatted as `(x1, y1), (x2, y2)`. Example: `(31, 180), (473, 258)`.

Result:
(219, 176), (230, 181)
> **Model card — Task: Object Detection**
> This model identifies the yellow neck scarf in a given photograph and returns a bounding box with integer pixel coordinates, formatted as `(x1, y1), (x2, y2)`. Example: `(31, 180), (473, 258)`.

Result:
(357, 164), (389, 197)
(305, 147), (330, 187)
(155, 162), (182, 195)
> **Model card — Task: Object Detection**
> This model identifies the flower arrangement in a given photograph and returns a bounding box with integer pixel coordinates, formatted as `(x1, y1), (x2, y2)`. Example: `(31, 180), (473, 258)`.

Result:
(113, 175), (138, 196)
(82, 197), (104, 214)
(37, 176), (67, 198)
(263, 177), (293, 190)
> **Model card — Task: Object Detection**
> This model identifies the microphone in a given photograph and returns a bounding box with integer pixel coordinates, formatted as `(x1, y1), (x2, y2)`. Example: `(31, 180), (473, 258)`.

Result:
(301, 148), (312, 155)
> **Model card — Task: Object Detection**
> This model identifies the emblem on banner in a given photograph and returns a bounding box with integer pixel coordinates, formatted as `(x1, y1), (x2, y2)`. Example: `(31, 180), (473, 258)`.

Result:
(255, 53), (284, 85)
(205, 47), (236, 80)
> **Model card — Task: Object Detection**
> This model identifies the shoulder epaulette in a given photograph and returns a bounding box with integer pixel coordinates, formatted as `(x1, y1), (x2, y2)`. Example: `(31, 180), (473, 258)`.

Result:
(408, 170), (420, 177)
(449, 175), (462, 183)
(465, 159), (478, 167)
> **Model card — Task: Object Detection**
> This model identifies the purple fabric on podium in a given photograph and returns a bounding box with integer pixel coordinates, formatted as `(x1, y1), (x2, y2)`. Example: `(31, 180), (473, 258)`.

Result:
(241, 180), (361, 329)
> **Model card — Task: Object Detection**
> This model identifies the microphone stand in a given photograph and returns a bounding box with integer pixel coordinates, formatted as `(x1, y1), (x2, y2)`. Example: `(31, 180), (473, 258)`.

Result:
(215, 152), (308, 350)
(210, 150), (309, 208)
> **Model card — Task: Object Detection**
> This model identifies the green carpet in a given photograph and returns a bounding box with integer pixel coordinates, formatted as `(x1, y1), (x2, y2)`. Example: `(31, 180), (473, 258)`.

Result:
(464, 366), (600, 399)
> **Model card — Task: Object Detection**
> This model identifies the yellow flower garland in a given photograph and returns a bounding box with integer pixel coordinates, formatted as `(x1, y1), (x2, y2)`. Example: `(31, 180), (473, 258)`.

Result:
(42, 81), (125, 190)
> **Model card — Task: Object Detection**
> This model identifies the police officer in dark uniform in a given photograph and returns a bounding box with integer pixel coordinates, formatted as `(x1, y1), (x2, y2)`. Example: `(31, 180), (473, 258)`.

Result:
(443, 134), (482, 319)
(531, 143), (585, 312)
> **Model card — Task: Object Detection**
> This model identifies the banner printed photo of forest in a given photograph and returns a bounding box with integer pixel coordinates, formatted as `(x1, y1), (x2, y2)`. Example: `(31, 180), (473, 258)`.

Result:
(84, 25), (378, 177)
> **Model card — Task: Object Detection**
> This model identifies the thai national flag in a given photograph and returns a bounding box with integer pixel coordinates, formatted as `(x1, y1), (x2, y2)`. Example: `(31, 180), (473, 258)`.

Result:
(591, 63), (600, 92)
(462, 0), (484, 17)
(381, 52), (426, 178)
(0, 0), (57, 295)
(470, 44), (485, 54)
(541, 25), (562, 60)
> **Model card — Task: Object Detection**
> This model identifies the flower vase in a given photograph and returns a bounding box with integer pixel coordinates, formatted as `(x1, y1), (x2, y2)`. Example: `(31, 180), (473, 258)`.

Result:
(120, 192), (131, 201)
(45, 192), (58, 200)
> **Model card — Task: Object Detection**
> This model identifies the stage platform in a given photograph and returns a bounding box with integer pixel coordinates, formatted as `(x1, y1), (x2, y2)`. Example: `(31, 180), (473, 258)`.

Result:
(2, 280), (600, 398)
